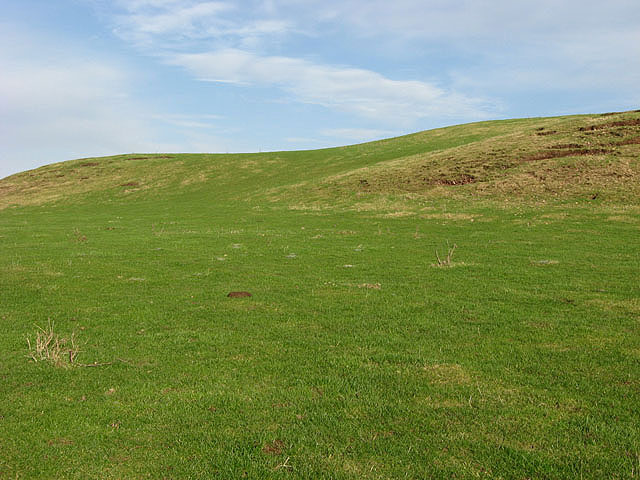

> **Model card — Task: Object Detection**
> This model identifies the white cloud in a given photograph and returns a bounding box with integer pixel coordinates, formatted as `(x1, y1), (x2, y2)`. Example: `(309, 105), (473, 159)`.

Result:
(114, 1), (233, 45)
(273, 0), (640, 43)
(110, 0), (291, 49)
(170, 49), (492, 123)
(0, 26), (173, 178)
(104, 0), (497, 125)
(102, 0), (640, 129)
(285, 0), (640, 96)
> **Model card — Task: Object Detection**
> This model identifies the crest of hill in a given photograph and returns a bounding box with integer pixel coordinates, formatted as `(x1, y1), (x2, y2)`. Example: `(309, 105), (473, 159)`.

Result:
(1, 110), (638, 209)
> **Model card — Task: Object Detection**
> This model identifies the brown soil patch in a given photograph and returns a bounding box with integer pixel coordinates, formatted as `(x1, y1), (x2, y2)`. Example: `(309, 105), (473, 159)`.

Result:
(227, 291), (252, 298)
(619, 137), (640, 146)
(550, 144), (583, 149)
(79, 162), (99, 167)
(262, 440), (285, 455)
(522, 148), (612, 162)
(580, 119), (640, 131)
(433, 174), (476, 186)
(120, 182), (140, 187)
(536, 130), (557, 136)
(607, 119), (640, 127)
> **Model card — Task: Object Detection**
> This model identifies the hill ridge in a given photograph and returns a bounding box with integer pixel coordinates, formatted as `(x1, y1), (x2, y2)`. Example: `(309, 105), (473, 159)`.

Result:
(1, 110), (638, 209)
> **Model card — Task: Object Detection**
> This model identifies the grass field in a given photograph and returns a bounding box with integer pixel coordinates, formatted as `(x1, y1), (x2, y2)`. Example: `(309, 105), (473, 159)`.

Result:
(1, 111), (639, 479)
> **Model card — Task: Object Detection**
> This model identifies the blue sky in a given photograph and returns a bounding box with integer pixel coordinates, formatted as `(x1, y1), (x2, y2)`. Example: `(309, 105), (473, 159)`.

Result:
(1, 0), (639, 179)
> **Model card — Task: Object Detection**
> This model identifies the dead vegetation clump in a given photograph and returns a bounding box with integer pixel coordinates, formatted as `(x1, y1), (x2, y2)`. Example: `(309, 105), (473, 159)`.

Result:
(434, 241), (457, 267)
(27, 320), (80, 368)
(262, 439), (285, 455)
(433, 174), (476, 186)
(73, 228), (87, 243)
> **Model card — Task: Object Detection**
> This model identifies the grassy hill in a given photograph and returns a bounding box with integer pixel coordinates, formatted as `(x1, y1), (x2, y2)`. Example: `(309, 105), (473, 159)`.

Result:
(0, 111), (639, 479)
(2, 110), (639, 210)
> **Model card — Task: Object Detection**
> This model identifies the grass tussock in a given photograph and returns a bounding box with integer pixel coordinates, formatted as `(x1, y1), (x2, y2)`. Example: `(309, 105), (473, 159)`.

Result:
(433, 241), (458, 267)
(26, 320), (80, 367)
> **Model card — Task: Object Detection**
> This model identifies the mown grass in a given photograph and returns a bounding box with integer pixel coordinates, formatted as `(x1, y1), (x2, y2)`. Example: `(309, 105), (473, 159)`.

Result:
(0, 111), (639, 479)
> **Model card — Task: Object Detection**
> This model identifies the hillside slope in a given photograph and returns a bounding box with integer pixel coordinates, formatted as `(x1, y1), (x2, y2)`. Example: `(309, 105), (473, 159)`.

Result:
(1, 110), (638, 209)
(1, 111), (639, 478)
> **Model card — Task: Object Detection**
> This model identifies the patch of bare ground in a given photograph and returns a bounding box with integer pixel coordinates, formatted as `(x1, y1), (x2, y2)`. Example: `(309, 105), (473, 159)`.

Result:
(262, 439), (285, 455)
(521, 148), (612, 162)
(549, 143), (583, 149)
(579, 118), (640, 131)
(433, 174), (477, 186)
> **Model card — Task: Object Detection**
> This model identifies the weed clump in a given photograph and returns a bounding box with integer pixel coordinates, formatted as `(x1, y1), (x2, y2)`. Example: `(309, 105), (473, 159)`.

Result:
(434, 241), (457, 267)
(27, 320), (80, 367)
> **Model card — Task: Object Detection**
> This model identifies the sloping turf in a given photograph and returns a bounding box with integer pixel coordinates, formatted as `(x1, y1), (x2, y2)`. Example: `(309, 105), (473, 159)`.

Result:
(0, 111), (638, 478)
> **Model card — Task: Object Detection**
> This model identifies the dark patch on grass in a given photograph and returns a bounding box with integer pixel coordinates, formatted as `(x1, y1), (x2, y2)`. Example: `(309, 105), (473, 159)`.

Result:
(618, 137), (640, 145)
(550, 144), (583, 149)
(120, 182), (140, 187)
(522, 148), (612, 162)
(79, 162), (99, 167)
(607, 119), (640, 127)
(433, 174), (476, 186)
(536, 130), (557, 136)
(580, 119), (640, 131)
(262, 440), (285, 456)
(48, 438), (74, 446)
(227, 291), (252, 298)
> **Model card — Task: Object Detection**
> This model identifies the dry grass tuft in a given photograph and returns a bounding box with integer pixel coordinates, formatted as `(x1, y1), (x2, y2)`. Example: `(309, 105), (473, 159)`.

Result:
(422, 363), (471, 384)
(434, 241), (457, 267)
(27, 320), (80, 367)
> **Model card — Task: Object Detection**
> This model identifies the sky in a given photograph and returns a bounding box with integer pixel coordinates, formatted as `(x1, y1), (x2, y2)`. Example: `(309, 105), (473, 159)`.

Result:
(1, 0), (639, 179)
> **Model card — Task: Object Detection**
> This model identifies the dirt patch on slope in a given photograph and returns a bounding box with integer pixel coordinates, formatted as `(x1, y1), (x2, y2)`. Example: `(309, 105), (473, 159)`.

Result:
(618, 137), (640, 146)
(433, 174), (477, 186)
(579, 119), (640, 131)
(521, 148), (612, 162)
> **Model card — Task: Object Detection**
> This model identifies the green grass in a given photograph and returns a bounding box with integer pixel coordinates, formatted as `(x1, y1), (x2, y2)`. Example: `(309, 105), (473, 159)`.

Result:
(1, 111), (639, 478)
